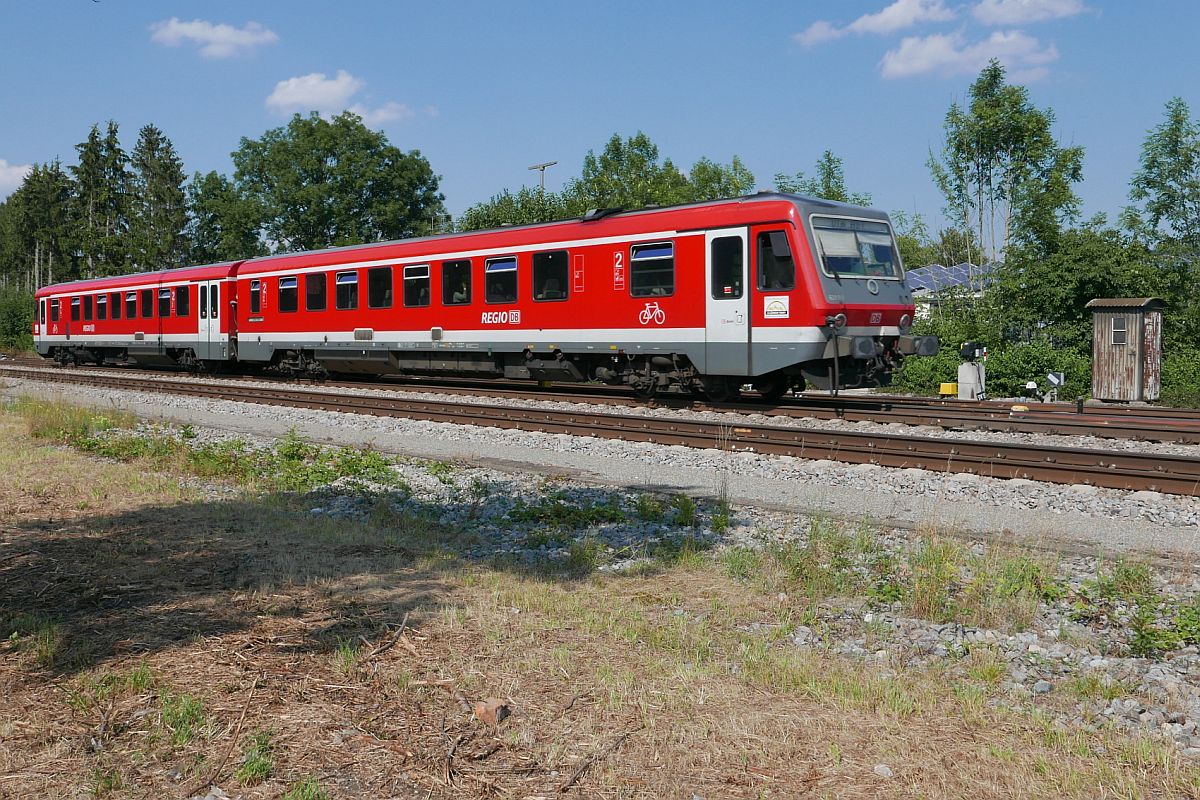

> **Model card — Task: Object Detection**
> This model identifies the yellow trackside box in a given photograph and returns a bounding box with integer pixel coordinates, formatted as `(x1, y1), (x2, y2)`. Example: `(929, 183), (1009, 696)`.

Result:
(939, 382), (958, 397)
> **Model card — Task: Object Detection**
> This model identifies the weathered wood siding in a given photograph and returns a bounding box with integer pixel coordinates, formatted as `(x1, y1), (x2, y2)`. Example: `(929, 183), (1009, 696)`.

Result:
(1091, 311), (1140, 401)
(1142, 310), (1162, 401)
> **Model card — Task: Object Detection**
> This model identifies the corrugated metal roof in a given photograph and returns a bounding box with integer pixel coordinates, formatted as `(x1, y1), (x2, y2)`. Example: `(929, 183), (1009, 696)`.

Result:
(1084, 297), (1165, 310)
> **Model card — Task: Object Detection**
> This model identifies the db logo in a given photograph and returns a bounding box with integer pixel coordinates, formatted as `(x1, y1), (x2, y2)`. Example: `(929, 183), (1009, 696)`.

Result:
(638, 302), (666, 325)
(869, 312), (882, 325)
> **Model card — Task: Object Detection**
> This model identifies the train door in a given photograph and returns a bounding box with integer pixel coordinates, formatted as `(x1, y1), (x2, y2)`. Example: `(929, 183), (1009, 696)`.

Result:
(197, 281), (221, 359)
(704, 228), (751, 376)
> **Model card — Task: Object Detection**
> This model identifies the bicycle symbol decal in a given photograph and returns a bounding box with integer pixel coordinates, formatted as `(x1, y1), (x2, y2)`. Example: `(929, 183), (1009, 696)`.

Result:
(638, 301), (666, 325)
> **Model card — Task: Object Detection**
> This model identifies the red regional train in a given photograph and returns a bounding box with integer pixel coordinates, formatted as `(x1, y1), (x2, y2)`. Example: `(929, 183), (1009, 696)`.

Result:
(33, 193), (938, 400)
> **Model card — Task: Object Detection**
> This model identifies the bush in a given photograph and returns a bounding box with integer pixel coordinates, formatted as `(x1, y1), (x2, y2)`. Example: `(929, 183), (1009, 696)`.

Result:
(980, 340), (1092, 399)
(0, 288), (34, 351)
(1160, 346), (1200, 407)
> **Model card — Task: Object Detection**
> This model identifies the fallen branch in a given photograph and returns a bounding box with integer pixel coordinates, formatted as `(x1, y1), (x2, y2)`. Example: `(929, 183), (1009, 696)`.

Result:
(558, 724), (643, 793)
(183, 675), (259, 797)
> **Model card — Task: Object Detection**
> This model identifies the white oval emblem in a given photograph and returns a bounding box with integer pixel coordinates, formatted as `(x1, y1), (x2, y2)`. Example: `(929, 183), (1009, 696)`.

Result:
(866, 279), (880, 295)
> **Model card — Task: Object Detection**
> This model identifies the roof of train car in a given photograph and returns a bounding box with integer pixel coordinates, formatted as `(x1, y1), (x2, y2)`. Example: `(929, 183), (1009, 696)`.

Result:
(35, 261), (239, 297)
(36, 192), (889, 293)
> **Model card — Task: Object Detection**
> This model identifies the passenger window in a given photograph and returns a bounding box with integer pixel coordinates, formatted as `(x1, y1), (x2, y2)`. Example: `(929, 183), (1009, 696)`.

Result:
(630, 242), (674, 297)
(176, 286), (190, 317)
(111, 292), (121, 320)
(158, 289), (172, 317)
(441, 259), (471, 305)
(484, 257), (517, 304)
(278, 276), (298, 313)
(305, 273), (327, 311)
(210, 285), (219, 318)
(335, 271), (358, 310)
(249, 280), (262, 314)
(710, 237), (743, 299)
(200, 286), (208, 319)
(532, 250), (569, 301)
(126, 292), (137, 319)
(96, 295), (107, 320)
(140, 289), (153, 318)
(83, 295), (93, 321)
(369, 266), (395, 309)
(51, 299), (59, 322)
(402, 266), (429, 307)
(757, 230), (796, 291)
(71, 298), (80, 322)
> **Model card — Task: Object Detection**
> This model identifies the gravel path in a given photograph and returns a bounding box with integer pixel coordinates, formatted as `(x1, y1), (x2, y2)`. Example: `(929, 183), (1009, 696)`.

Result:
(5, 374), (1200, 560)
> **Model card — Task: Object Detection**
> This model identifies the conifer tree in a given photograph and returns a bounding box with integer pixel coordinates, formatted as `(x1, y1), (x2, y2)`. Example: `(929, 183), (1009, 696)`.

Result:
(129, 124), (188, 270)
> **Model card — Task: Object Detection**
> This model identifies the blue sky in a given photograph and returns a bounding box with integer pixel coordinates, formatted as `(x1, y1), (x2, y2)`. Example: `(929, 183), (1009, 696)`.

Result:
(1, 0), (1197, 231)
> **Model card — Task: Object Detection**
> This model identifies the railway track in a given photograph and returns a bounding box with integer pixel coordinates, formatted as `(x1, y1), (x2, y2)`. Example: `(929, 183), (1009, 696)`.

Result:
(6, 356), (1199, 444)
(4, 364), (1200, 496)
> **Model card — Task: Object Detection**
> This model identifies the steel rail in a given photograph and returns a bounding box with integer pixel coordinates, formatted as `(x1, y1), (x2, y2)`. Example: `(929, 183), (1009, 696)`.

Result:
(7, 358), (1198, 444)
(5, 365), (1200, 496)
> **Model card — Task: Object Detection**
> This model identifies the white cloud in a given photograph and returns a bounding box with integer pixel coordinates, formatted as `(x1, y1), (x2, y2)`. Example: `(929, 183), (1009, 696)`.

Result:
(150, 18), (278, 59)
(973, 0), (1085, 25)
(349, 101), (413, 126)
(880, 29), (1058, 80)
(0, 159), (32, 199)
(795, 0), (955, 46)
(266, 71), (420, 127)
(266, 70), (364, 115)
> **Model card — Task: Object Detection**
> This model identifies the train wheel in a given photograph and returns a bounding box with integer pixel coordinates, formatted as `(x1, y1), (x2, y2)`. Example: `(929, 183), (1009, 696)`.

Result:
(753, 374), (790, 403)
(701, 377), (738, 403)
(631, 378), (657, 400)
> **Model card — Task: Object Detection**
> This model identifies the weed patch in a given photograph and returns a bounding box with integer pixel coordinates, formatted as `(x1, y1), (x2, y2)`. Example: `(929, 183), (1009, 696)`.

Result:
(236, 730), (274, 786)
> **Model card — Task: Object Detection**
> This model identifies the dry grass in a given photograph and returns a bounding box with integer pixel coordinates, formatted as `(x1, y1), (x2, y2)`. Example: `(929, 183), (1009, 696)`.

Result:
(1, 408), (1199, 798)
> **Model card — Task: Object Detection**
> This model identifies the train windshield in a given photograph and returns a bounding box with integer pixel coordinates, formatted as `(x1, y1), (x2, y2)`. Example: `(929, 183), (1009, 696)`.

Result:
(811, 216), (901, 279)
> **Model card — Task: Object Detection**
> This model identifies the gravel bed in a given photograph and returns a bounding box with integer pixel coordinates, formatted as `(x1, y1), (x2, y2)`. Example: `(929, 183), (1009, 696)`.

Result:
(10, 362), (1200, 458)
(4, 375), (1200, 562)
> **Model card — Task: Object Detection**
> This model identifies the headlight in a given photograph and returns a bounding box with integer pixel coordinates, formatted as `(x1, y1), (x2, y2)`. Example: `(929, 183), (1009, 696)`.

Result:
(899, 313), (912, 333)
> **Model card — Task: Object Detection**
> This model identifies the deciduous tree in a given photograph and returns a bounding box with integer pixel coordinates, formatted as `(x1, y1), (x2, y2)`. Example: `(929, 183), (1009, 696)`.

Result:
(775, 150), (871, 205)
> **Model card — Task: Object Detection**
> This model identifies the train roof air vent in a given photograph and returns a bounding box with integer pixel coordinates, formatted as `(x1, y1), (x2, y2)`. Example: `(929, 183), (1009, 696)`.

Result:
(581, 207), (624, 222)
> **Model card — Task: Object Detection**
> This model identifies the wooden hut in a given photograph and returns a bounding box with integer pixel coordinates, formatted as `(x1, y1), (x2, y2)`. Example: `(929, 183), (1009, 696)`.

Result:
(1084, 298), (1164, 402)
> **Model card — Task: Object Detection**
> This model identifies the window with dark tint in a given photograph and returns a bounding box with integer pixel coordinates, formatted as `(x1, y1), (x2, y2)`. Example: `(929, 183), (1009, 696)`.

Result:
(158, 288), (172, 317)
(175, 286), (190, 316)
(96, 295), (107, 320)
(305, 273), (327, 311)
(39, 300), (45, 324)
(249, 280), (262, 314)
(757, 230), (796, 291)
(210, 285), (218, 318)
(83, 295), (93, 320)
(532, 250), (569, 301)
(51, 299), (59, 322)
(1112, 317), (1127, 346)
(71, 298), (80, 321)
(126, 292), (137, 318)
(111, 292), (121, 319)
(141, 289), (153, 317)
(402, 266), (429, 307)
(278, 276), (298, 312)
(442, 260), (471, 305)
(710, 237), (744, 299)
(630, 242), (674, 297)
(484, 257), (517, 303)
(200, 286), (208, 319)
(335, 271), (358, 310)
(369, 266), (395, 308)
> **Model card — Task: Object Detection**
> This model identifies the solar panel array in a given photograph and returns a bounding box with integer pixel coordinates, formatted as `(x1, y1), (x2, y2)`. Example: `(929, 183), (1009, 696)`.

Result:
(905, 262), (990, 294)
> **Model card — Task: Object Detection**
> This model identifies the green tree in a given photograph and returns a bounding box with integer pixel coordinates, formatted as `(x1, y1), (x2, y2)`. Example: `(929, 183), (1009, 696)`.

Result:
(186, 171), (267, 263)
(18, 161), (75, 287)
(775, 150), (871, 205)
(569, 132), (692, 209)
(687, 155), (755, 200)
(232, 112), (445, 252)
(457, 185), (572, 231)
(1128, 97), (1200, 245)
(128, 124), (188, 271)
(928, 60), (1083, 263)
(71, 121), (130, 276)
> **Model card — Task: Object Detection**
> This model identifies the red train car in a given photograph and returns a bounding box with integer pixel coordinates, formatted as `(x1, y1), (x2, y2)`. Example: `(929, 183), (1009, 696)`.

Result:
(35, 193), (937, 399)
